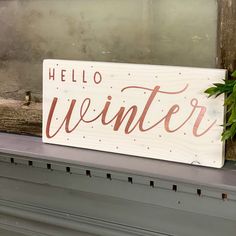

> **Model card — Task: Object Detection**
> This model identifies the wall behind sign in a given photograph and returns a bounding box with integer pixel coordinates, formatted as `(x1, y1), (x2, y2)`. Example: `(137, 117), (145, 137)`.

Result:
(0, 0), (217, 102)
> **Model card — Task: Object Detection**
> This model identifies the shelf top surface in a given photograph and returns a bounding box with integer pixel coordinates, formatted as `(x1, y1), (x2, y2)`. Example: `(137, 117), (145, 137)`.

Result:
(0, 133), (236, 191)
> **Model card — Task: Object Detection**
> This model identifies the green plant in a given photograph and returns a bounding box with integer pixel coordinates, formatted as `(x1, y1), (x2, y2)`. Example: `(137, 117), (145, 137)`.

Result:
(205, 70), (236, 141)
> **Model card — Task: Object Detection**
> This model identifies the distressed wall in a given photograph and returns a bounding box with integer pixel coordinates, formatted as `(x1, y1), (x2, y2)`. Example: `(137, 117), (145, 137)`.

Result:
(0, 0), (217, 101)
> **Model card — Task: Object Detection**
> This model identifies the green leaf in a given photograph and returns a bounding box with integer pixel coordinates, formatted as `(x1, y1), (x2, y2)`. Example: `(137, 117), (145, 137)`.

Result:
(206, 75), (236, 141)
(228, 106), (236, 123)
(227, 104), (235, 112)
(204, 87), (218, 97)
(233, 83), (236, 94)
(224, 94), (234, 105)
(225, 79), (236, 85)
(222, 130), (232, 141)
(230, 122), (236, 138)
(223, 122), (233, 127)
(232, 71), (236, 78)
(213, 83), (224, 87)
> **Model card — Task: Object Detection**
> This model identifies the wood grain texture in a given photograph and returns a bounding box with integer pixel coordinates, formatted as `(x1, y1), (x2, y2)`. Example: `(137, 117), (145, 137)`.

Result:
(43, 60), (225, 168)
(217, 0), (236, 160)
(0, 98), (42, 136)
(226, 140), (236, 160)
(217, 0), (236, 71)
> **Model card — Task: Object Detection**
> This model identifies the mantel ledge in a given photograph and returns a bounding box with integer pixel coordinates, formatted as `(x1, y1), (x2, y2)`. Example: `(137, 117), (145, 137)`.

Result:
(0, 133), (236, 193)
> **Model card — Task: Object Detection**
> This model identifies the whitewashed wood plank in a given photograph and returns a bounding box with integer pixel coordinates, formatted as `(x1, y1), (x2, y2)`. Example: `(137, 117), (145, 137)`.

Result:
(43, 60), (226, 168)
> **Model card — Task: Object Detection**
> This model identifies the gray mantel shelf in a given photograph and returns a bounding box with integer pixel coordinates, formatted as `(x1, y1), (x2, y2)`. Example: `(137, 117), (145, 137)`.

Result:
(0, 132), (236, 236)
(0, 132), (236, 191)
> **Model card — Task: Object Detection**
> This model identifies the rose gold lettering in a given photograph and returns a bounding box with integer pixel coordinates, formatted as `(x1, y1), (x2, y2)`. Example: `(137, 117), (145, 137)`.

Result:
(46, 97), (76, 138)
(121, 85), (189, 132)
(82, 70), (87, 83)
(72, 69), (76, 82)
(164, 103), (198, 133)
(45, 84), (215, 139)
(49, 68), (55, 80)
(191, 99), (216, 137)
(61, 69), (66, 82)
(94, 72), (102, 84)
(99, 96), (139, 133)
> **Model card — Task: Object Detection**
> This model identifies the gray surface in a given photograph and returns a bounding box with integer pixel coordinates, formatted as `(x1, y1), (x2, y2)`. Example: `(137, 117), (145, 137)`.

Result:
(0, 133), (236, 236)
(0, 162), (236, 236)
(0, 133), (236, 191)
(0, 210), (97, 236)
(0, 229), (27, 236)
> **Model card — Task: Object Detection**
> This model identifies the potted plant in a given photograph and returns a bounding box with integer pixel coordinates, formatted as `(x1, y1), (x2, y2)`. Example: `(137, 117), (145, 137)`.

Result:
(205, 70), (236, 141)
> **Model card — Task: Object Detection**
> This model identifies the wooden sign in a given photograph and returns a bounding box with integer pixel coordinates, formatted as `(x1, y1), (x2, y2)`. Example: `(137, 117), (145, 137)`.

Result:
(43, 60), (226, 168)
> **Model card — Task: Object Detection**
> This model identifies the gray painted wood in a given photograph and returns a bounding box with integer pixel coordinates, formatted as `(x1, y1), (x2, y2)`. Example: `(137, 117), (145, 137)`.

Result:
(0, 133), (236, 235)
(0, 229), (27, 236)
(0, 163), (235, 236)
(0, 212), (96, 236)
(0, 133), (236, 191)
